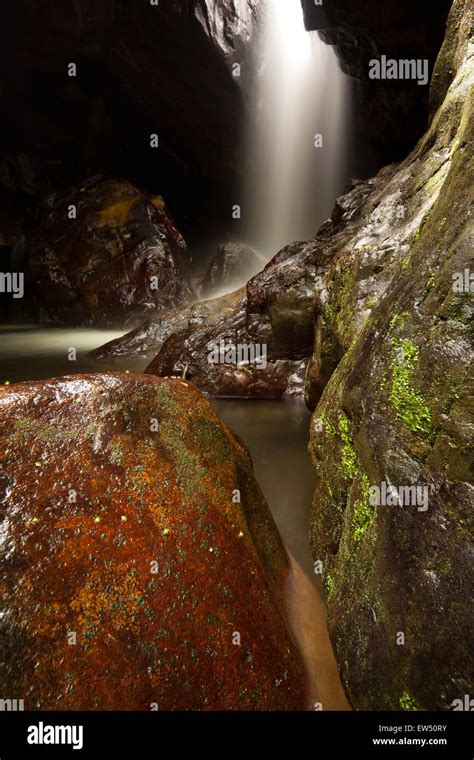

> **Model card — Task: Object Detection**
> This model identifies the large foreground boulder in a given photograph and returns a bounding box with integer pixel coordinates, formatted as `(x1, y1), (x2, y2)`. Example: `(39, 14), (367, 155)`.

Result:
(27, 178), (192, 326)
(0, 373), (307, 710)
(306, 0), (473, 710)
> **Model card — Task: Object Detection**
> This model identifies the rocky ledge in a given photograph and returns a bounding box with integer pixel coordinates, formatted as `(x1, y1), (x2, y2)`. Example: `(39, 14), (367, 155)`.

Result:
(91, 288), (244, 363)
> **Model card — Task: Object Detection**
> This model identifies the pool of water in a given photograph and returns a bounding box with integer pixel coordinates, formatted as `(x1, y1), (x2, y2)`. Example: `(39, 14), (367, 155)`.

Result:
(0, 324), (148, 383)
(0, 324), (349, 709)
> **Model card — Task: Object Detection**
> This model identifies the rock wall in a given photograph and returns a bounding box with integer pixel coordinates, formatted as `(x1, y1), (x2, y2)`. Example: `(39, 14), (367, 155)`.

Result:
(301, 0), (452, 164)
(0, 1), (260, 237)
(305, 0), (473, 710)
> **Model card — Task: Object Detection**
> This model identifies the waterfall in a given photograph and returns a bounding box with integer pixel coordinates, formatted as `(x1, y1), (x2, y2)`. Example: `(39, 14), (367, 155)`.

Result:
(245, 0), (351, 259)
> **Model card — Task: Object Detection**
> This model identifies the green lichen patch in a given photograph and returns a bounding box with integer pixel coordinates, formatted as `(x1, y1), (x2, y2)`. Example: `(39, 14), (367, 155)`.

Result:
(389, 339), (432, 435)
(320, 412), (337, 437)
(353, 474), (375, 544)
(399, 691), (421, 711)
(338, 414), (359, 481)
(14, 417), (74, 443)
(388, 311), (411, 332)
(325, 572), (335, 599)
(108, 441), (124, 466)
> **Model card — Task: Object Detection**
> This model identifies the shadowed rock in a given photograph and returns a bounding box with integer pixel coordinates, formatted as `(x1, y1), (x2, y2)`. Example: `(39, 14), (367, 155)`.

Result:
(27, 178), (192, 327)
(301, 0), (451, 164)
(201, 242), (262, 297)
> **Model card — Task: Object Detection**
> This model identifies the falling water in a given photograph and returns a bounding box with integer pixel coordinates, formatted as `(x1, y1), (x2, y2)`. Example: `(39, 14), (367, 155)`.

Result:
(245, 0), (351, 259)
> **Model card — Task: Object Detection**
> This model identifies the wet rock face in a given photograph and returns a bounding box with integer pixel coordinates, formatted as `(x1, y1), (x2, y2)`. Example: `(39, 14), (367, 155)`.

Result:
(145, 242), (322, 398)
(142, 182), (379, 400)
(0, 373), (307, 710)
(91, 288), (244, 362)
(306, 0), (474, 710)
(26, 178), (192, 327)
(201, 242), (261, 298)
(301, 0), (452, 161)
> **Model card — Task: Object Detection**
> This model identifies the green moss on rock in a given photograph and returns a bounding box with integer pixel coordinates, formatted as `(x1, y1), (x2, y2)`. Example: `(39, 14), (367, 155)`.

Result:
(400, 691), (421, 711)
(389, 339), (433, 435)
(353, 474), (375, 543)
(338, 414), (359, 481)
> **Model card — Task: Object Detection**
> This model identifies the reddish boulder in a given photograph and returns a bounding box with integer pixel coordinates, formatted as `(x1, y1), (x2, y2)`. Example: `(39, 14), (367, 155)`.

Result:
(27, 178), (192, 327)
(0, 373), (307, 710)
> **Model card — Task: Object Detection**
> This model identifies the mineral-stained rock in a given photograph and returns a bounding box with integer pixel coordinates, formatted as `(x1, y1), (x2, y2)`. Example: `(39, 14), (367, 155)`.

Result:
(201, 242), (262, 297)
(306, 0), (474, 710)
(0, 372), (307, 710)
(26, 178), (192, 327)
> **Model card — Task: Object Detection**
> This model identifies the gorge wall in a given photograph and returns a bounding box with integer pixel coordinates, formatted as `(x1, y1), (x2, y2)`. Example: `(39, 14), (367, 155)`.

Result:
(305, 0), (473, 710)
(301, 0), (452, 165)
(0, 0), (471, 712)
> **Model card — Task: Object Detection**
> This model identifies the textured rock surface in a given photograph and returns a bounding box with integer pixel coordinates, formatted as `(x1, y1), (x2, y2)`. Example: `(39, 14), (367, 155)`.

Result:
(305, 0), (474, 710)
(91, 288), (244, 362)
(145, 252), (313, 399)
(27, 178), (192, 327)
(0, 372), (307, 710)
(201, 242), (261, 297)
(149, 0), (473, 705)
(301, 0), (452, 162)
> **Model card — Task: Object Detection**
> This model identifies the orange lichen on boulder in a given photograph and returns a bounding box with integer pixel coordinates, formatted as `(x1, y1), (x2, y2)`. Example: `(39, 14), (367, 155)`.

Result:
(95, 197), (141, 228)
(0, 373), (307, 710)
